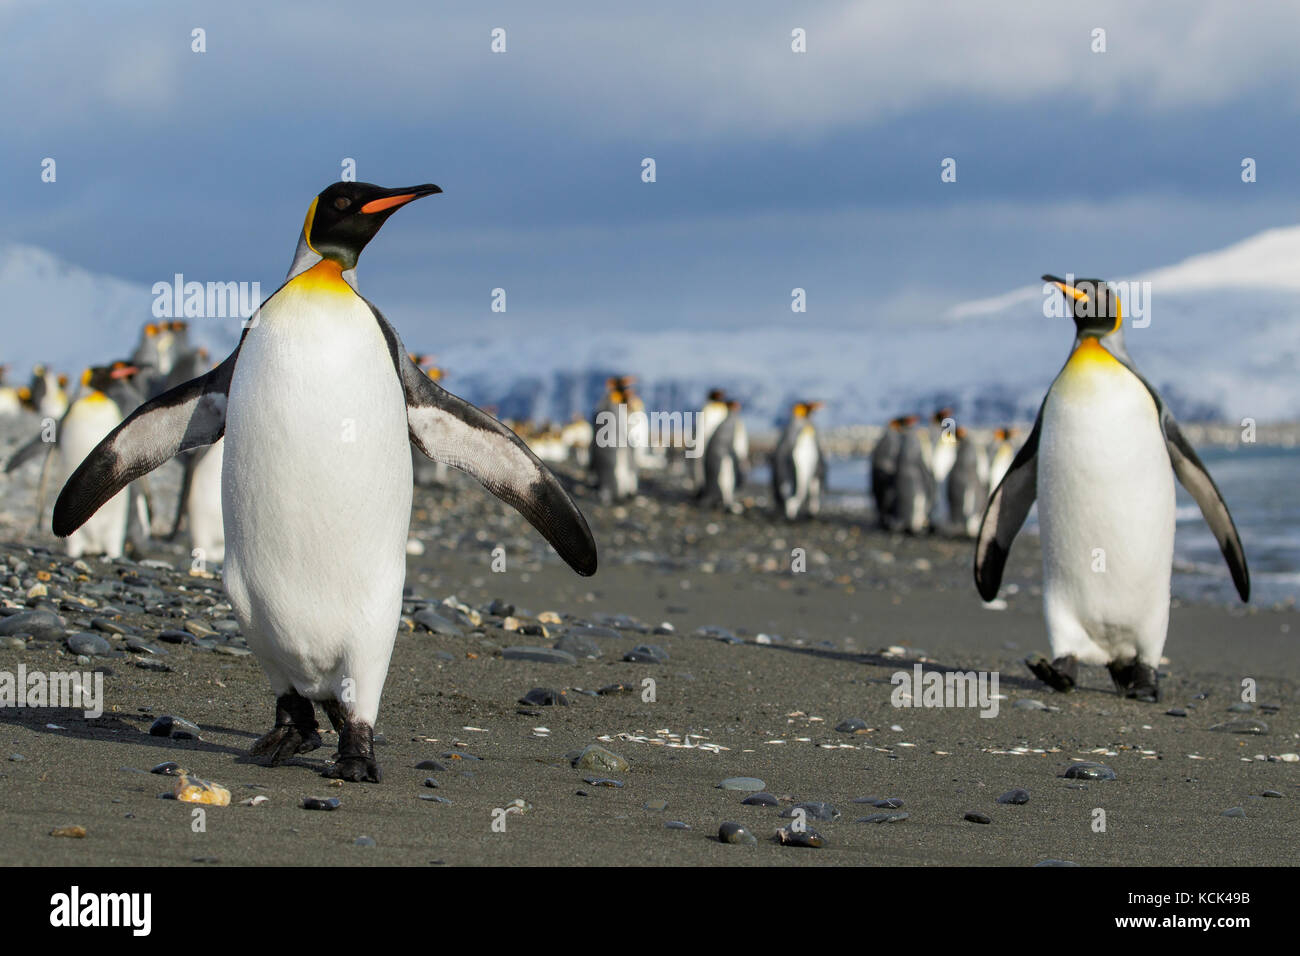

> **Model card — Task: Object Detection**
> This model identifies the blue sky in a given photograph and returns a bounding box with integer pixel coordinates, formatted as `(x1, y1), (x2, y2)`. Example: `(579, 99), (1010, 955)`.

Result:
(4, 0), (1299, 338)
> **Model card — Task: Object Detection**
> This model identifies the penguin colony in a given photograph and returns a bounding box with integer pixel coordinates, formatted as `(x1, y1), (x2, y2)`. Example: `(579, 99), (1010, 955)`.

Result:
(14, 182), (1250, 783)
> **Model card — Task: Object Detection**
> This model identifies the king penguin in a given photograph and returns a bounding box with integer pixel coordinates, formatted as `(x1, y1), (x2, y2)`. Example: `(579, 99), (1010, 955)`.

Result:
(870, 417), (903, 529)
(9, 362), (141, 558)
(53, 181), (597, 781)
(771, 401), (826, 520)
(892, 415), (934, 534)
(700, 399), (749, 512)
(974, 275), (1248, 701)
(692, 389), (730, 491)
(945, 426), (987, 538)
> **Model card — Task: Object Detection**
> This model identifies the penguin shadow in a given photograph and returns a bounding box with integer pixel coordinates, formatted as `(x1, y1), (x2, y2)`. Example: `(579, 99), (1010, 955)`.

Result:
(752, 641), (1047, 691)
(0, 705), (314, 766)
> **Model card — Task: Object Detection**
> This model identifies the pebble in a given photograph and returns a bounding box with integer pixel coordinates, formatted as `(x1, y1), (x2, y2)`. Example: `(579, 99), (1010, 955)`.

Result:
(740, 791), (780, 806)
(582, 777), (624, 788)
(148, 715), (201, 740)
(835, 718), (869, 734)
(302, 797), (342, 811)
(718, 821), (758, 845)
(1165, 708), (1188, 718)
(0, 636), (25, 650)
(780, 801), (840, 822)
(643, 799), (667, 812)
(1262, 790), (1283, 798)
(596, 682), (634, 695)
(91, 617), (127, 635)
(414, 760), (448, 772)
(50, 825), (87, 838)
(172, 775), (231, 806)
(623, 644), (668, 663)
(664, 820), (690, 829)
(964, 812), (992, 824)
(1220, 807), (1246, 818)
(572, 745), (629, 773)
(502, 646), (576, 666)
(1034, 859), (1080, 867)
(718, 777), (765, 792)
(1209, 719), (1268, 735)
(997, 788), (1031, 805)
(241, 795), (269, 807)
(1226, 701), (1254, 713)
(413, 609), (464, 638)
(157, 629), (197, 645)
(553, 633), (602, 660)
(150, 761), (186, 776)
(1063, 762), (1117, 781)
(774, 826), (824, 848)
(1013, 699), (1048, 711)
(65, 632), (112, 657)
(856, 812), (909, 823)
(354, 836), (377, 847)
(518, 687), (568, 707)
(422, 778), (439, 789)
(0, 609), (65, 640)
(124, 637), (166, 655)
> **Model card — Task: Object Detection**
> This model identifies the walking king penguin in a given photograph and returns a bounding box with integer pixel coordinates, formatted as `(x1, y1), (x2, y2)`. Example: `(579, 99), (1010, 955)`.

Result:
(771, 401), (826, 520)
(700, 399), (749, 512)
(974, 275), (1248, 702)
(52, 182), (598, 781)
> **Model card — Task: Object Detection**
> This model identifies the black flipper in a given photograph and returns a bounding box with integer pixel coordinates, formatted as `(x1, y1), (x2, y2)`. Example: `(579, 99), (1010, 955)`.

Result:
(4, 431), (55, 473)
(51, 350), (238, 538)
(367, 303), (598, 577)
(1108, 351), (1249, 601)
(973, 405), (1044, 601)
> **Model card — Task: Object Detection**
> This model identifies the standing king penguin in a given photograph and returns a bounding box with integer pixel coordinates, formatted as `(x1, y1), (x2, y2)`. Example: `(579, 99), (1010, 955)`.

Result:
(53, 182), (598, 781)
(974, 276), (1248, 701)
(771, 401), (826, 520)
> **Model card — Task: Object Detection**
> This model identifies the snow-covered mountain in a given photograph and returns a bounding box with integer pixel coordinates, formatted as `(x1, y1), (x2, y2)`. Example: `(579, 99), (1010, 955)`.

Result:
(431, 225), (1300, 427)
(3, 227), (1298, 427)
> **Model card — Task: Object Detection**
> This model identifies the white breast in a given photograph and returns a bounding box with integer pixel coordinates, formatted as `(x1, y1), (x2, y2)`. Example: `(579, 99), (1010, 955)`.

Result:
(1038, 345), (1174, 663)
(61, 395), (128, 558)
(222, 277), (412, 703)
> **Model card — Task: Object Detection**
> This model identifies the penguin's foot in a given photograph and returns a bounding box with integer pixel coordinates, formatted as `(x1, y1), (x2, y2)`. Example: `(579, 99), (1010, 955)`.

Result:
(250, 691), (322, 765)
(1108, 659), (1160, 702)
(1025, 653), (1078, 693)
(322, 701), (381, 783)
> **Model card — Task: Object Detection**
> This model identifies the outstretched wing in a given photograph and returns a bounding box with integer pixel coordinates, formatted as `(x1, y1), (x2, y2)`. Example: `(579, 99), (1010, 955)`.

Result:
(52, 351), (238, 537)
(368, 304), (598, 577)
(1113, 356), (1249, 601)
(974, 405), (1043, 601)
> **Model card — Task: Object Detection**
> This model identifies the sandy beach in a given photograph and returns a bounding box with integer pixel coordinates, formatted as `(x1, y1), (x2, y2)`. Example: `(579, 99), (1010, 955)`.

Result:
(0, 451), (1295, 867)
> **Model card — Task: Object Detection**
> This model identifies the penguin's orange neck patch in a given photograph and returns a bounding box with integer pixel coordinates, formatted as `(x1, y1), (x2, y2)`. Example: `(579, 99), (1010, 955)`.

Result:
(289, 259), (353, 297)
(1064, 336), (1123, 375)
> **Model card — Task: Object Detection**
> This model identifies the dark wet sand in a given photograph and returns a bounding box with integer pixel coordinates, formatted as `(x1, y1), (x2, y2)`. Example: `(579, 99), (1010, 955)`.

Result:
(0, 464), (1296, 867)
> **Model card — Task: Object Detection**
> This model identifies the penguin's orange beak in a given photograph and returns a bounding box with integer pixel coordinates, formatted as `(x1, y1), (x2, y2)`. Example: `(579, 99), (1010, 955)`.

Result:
(1044, 275), (1089, 303)
(110, 364), (139, 379)
(360, 184), (442, 215)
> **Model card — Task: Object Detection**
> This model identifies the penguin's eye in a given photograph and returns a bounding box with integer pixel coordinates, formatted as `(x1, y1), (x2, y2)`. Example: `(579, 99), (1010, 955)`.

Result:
(334, 196), (352, 211)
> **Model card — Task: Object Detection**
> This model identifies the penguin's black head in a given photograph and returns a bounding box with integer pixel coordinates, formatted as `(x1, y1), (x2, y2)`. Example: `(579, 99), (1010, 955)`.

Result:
(304, 181), (442, 269)
(1043, 275), (1121, 337)
(82, 361), (139, 394)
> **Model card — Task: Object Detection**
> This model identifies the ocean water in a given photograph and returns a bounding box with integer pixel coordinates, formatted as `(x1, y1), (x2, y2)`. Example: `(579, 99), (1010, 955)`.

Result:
(816, 445), (1299, 607)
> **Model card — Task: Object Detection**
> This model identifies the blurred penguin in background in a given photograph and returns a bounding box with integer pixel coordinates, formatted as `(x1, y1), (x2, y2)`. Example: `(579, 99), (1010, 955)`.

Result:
(691, 388), (730, 492)
(929, 407), (957, 484)
(870, 416), (905, 528)
(988, 427), (1019, 493)
(0, 367), (22, 416)
(893, 414), (934, 534)
(772, 400), (826, 521)
(945, 426), (988, 538)
(590, 377), (637, 502)
(700, 399), (749, 512)
(561, 412), (594, 468)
